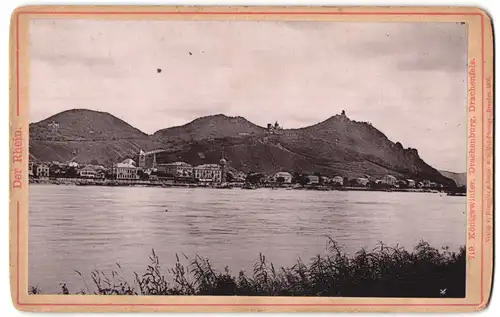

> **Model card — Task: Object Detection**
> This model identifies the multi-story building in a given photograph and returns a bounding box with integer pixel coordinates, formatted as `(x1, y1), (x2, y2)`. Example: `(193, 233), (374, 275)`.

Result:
(68, 161), (79, 168)
(36, 163), (50, 177)
(113, 160), (138, 180)
(307, 175), (320, 185)
(158, 162), (193, 177)
(357, 177), (370, 186)
(407, 179), (416, 188)
(28, 162), (34, 176)
(273, 171), (293, 183)
(77, 165), (106, 179)
(380, 175), (397, 186)
(332, 176), (344, 185)
(422, 180), (432, 188)
(78, 165), (98, 178)
(193, 164), (222, 183)
(234, 172), (247, 182)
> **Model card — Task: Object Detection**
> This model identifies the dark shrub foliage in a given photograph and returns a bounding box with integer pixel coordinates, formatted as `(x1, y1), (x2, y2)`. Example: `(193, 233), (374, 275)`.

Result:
(32, 239), (465, 298)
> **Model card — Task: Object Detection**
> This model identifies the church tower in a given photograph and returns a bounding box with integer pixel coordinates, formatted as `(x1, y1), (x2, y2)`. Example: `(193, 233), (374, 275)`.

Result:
(152, 153), (158, 169)
(138, 149), (146, 168)
(219, 151), (227, 183)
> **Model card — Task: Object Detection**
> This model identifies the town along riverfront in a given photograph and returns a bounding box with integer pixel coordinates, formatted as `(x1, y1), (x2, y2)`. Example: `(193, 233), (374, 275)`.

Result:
(28, 184), (466, 295)
(28, 152), (466, 194)
(28, 177), (460, 194)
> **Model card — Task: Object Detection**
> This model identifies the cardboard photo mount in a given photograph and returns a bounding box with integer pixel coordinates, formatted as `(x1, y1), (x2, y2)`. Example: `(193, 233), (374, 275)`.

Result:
(9, 5), (494, 313)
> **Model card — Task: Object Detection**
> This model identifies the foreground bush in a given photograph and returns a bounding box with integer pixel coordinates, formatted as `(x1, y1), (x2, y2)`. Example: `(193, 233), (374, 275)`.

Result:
(29, 239), (465, 297)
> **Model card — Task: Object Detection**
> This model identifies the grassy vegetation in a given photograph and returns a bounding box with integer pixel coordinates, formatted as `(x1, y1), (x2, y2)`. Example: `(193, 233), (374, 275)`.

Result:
(29, 239), (465, 297)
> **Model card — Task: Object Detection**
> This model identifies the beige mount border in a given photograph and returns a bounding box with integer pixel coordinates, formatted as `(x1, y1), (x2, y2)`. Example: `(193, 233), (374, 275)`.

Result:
(9, 5), (494, 313)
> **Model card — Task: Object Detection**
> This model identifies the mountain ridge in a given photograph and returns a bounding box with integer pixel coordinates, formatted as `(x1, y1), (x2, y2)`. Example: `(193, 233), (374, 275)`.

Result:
(29, 109), (454, 185)
(439, 170), (467, 187)
(152, 113), (266, 142)
(30, 109), (149, 141)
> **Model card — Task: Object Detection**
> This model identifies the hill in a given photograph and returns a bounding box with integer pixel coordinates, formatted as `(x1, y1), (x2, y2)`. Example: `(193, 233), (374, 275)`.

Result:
(153, 114), (266, 142)
(29, 109), (454, 185)
(29, 109), (157, 164)
(30, 109), (149, 141)
(279, 114), (450, 183)
(157, 114), (452, 184)
(439, 171), (467, 187)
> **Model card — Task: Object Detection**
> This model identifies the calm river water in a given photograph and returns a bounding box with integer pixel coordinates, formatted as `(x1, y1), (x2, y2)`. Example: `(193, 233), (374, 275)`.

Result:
(28, 184), (466, 293)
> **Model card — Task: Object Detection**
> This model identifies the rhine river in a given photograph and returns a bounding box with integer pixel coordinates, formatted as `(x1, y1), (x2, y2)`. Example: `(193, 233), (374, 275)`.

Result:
(28, 184), (466, 293)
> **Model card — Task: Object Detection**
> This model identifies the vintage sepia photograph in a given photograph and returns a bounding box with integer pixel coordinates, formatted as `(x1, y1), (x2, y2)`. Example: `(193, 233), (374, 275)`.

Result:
(26, 17), (470, 299)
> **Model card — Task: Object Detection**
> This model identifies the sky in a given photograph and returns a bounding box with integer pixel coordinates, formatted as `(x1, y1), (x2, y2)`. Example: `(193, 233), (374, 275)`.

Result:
(29, 19), (467, 173)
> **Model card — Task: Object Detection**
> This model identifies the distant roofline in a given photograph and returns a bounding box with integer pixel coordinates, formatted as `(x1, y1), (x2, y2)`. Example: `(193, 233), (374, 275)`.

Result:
(114, 163), (136, 168)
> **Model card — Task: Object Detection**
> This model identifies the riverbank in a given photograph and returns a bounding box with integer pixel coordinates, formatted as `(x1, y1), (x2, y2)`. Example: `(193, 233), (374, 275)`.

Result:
(29, 239), (465, 297)
(29, 177), (451, 193)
